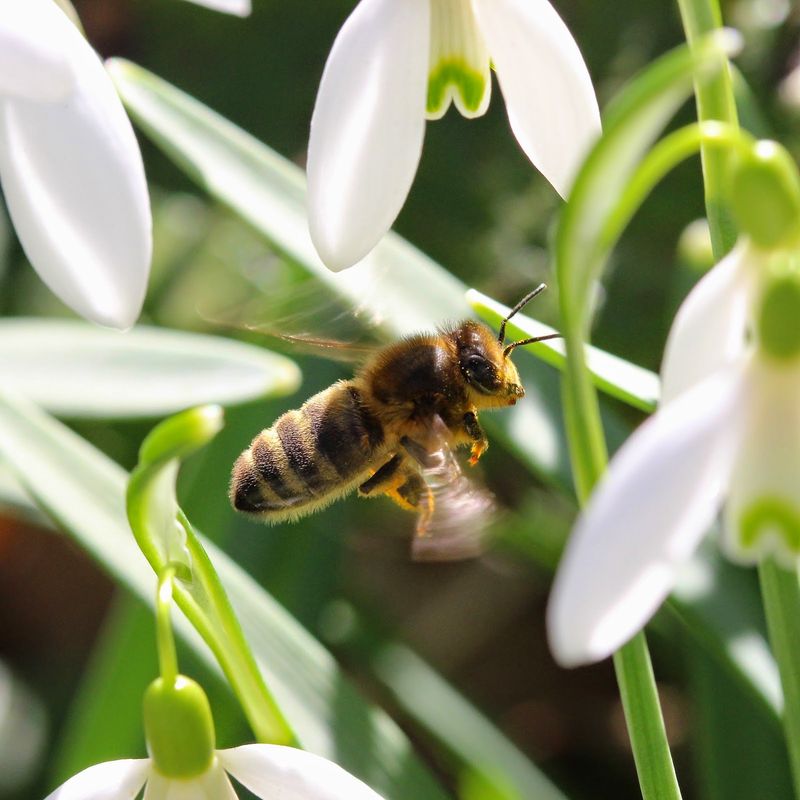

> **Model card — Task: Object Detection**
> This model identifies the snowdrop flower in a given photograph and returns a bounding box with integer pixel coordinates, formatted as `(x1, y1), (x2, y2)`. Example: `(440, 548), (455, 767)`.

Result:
(0, 0), (151, 328)
(547, 141), (800, 667)
(46, 675), (386, 800)
(179, 0), (251, 16)
(307, 0), (601, 270)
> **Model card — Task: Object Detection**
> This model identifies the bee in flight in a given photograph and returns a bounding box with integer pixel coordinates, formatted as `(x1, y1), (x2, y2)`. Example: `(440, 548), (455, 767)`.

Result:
(230, 285), (557, 559)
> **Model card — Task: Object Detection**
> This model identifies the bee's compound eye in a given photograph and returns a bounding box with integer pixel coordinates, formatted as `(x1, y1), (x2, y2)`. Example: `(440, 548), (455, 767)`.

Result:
(463, 353), (498, 392)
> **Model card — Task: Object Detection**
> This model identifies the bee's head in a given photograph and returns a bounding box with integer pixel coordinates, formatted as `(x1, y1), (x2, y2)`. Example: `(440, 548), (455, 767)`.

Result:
(454, 285), (560, 408)
(454, 322), (525, 407)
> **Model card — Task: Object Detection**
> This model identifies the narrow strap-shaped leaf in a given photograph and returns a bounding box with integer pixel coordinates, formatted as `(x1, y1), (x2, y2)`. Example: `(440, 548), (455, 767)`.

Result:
(0, 319), (299, 418)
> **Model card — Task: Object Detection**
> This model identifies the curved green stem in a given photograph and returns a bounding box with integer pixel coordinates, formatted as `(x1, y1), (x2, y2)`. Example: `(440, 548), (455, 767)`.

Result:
(127, 406), (295, 745)
(156, 566), (179, 687)
(676, 0), (739, 256)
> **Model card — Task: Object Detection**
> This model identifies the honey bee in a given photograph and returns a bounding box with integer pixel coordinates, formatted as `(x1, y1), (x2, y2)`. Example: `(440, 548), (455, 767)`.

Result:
(230, 285), (557, 559)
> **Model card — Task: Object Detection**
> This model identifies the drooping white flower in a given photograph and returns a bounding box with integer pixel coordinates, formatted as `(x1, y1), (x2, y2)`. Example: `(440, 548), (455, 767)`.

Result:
(45, 743), (387, 800)
(547, 142), (800, 668)
(307, 0), (601, 271)
(0, 0), (151, 329)
(179, 0), (251, 16)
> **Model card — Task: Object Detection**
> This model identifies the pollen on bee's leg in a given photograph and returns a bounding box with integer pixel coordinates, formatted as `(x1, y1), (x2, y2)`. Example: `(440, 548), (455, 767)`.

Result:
(468, 440), (487, 466)
(427, 0), (491, 120)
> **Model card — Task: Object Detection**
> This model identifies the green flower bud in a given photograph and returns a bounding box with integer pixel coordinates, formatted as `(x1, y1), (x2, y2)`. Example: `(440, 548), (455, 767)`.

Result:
(758, 271), (800, 360)
(143, 675), (215, 778)
(730, 141), (800, 250)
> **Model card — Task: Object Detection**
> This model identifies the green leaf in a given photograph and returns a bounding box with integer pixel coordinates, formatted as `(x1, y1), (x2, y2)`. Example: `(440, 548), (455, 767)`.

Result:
(469, 290), (659, 412)
(0, 391), (446, 799)
(0, 319), (299, 418)
(370, 644), (568, 800)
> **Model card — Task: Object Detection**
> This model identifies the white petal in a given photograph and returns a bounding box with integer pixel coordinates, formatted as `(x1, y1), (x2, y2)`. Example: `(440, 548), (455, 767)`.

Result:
(472, 0), (600, 198)
(0, 0), (77, 102)
(307, 0), (429, 271)
(724, 356), (800, 567)
(219, 744), (387, 800)
(0, 49), (151, 329)
(178, 0), (251, 16)
(44, 759), (150, 800)
(143, 761), (237, 800)
(547, 367), (743, 667)
(661, 240), (755, 405)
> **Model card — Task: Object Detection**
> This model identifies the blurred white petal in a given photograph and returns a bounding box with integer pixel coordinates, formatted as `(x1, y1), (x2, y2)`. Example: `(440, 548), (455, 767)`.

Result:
(661, 240), (755, 405)
(472, 0), (600, 197)
(219, 744), (387, 800)
(427, 0), (491, 120)
(0, 41), (151, 329)
(0, 0), (76, 102)
(307, 0), (429, 271)
(44, 759), (149, 800)
(178, 0), (251, 16)
(547, 367), (743, 667)
(724, 357), (800, 567)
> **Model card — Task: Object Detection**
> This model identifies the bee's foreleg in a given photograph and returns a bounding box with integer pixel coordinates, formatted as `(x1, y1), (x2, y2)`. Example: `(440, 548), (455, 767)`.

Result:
(358, 453), (403, 496)
(463, 411), (488, 465)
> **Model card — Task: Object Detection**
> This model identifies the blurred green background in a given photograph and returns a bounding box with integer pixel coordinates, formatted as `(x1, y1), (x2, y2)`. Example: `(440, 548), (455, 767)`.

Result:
(2, 1), (800, 798)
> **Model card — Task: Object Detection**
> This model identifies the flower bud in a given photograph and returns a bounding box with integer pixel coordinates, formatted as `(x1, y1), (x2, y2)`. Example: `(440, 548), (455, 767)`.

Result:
(143, 675), (215, 778)
(730, 141), (800, 249)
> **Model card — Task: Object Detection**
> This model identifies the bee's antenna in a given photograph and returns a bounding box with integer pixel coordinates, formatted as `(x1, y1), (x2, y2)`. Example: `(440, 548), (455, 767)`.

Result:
(498, 283), (548, 345)
(503, 333), (562, 359)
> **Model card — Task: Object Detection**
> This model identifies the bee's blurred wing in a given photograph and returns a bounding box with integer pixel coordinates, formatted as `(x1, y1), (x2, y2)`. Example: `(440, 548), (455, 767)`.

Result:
(406, 417), (496, 562)
(202, 274), (389, 364)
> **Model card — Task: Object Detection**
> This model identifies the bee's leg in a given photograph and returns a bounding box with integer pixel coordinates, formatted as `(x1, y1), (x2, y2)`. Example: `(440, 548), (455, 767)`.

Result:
(358, 453), (403, 497)
(463, 411), (488, 465)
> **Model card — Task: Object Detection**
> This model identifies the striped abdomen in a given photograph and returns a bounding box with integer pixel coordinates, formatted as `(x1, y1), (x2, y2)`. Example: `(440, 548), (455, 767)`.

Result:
(230, 381), (387, 521)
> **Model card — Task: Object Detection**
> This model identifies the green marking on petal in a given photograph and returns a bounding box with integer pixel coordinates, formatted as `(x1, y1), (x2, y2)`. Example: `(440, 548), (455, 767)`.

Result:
(427, 60), (488, 117)
(739, 495), (800, 556)
(758, 272), (800, 361)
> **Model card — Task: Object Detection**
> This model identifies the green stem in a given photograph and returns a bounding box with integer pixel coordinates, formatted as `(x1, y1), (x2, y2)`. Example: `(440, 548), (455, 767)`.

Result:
(614, 635), (682, 800)
(156, 566), (179, 686)
(759, 560), (800, 797)
(676, 0), (739, 257)
(560, 313), (683, 800)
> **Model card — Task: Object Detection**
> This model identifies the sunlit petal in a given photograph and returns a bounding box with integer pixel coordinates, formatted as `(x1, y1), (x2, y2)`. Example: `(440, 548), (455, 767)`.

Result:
(724, 357), (800, 568)
(427, 0), (491, 120)
(472, 0), (600, 197)
(219, 744), (387, 800)
(0, 49), (151, 329)
(178, 0), (251, 16)
(661, 240), (755, 405)
(547, 367), (744, 667)
(0, 0), (76, 102)
(44, 759), (149, 800)
(307, 0), (429, 271)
